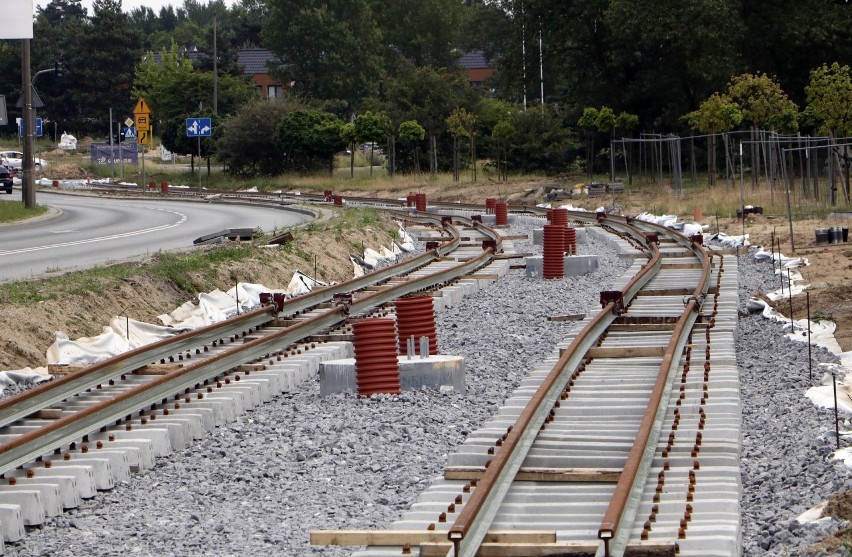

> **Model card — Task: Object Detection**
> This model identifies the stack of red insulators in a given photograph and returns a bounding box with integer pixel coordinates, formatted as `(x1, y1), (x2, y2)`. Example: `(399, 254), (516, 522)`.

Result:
(415, 193), (427, 212)
(485, 198), (497, 214)
(353, 319), (401, 396)
(542, 224), (565, 279)
(395, 296), (439, 356)
(495, 202), (508, 225)
(564, 227), (577, 255)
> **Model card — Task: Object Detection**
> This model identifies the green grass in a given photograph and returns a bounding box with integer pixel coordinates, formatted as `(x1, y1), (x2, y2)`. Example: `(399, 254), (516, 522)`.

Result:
(0, 244), (256, 305)
(0, 200), (48, 223)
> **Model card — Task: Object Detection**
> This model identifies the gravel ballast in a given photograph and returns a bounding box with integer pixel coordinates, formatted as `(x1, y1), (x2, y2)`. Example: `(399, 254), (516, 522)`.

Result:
(4, 224), (852, 556)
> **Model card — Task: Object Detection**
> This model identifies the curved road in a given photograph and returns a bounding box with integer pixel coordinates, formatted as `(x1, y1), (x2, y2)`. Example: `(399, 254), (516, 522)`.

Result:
(0, 192), (310, 282)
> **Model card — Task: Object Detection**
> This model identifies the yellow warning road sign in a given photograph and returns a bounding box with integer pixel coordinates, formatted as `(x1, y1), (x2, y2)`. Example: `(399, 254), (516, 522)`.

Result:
(135, 114), (150, 131)
(133, 97), (150, 115)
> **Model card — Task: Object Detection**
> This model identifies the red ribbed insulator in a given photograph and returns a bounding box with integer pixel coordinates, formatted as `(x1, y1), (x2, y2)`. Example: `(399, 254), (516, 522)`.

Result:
(406, 194), (416, 207)
(416, 193), (427, 212)
(546, 209), (554, 222)
(542, 224), (565, 279)
(353, 319), (400, 395)
(485, 197), (497, 214)
(551, 208), (568, 227)
(334, 196), (343, 206)
(495, 202), (508, 226)
(395, 296), (439, 356)
(564, 227), (577, 255)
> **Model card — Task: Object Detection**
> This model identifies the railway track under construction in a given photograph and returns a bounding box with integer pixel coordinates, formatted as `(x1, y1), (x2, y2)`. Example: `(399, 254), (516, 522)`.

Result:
(0, 196), (741, 557)
(313, 210), (740, 557)
(0, 209), (509, 551)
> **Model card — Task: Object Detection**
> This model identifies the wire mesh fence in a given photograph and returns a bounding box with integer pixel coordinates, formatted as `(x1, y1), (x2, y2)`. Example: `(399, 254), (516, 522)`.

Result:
(610, 130), (852, 251)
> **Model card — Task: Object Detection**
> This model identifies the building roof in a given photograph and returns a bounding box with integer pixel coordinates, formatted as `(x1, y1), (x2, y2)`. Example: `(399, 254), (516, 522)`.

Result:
(458, 50), (491, 70)
(237, 48), (280, 75)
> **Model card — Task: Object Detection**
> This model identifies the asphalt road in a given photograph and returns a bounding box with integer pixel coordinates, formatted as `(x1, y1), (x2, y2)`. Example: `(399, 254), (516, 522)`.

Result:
(0, 192), (310, 282)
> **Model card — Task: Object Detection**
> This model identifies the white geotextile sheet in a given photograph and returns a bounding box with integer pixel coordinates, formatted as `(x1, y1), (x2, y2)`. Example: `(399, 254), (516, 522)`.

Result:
(4, 223), (417, 376)
(27, 276), (314, 369)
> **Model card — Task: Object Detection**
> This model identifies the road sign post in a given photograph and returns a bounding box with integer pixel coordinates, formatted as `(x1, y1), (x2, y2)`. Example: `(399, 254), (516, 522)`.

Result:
(186, 117), (212, 192)
(134, 98), (151, 188)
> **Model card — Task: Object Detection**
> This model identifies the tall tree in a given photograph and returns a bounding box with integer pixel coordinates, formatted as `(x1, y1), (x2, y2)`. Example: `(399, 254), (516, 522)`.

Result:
(375, 0), (463, 69)
(741, 0), (852, 109)
(82, 0), (144, 126)
(263, 0), (383, 111)
(275, 109), (347, 174)
(605, 0), (742, 128)
(806, 63), (852, 203)
(685, 93), (743, 186)
(727, 72), (798, 189)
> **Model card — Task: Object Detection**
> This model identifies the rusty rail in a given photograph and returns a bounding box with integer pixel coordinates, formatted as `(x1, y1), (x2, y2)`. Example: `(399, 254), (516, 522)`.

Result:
(446, 215), (664, 557)
(0, 214), (501, 475)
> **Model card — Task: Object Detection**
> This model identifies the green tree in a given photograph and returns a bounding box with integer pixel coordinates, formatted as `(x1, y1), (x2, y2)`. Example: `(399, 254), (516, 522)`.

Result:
(685, 93), (742, 186)
(741, 0), (852, 108)
(354, 111), (391, 176)
(263, 0), (383, 111)
(275, 109), (347, 174)
(727, 72), (798, 189)
(134, 43), (258, 156)
(604, 0), (742, 127)
(217, 99), (300, 177)
(446, 107), (477, 182)
(385, 64), (478, 177)
(375, 0), (463, 69)
(577, 107), (599, 179)
(806, 63), (852, 203)
(491, 119), (515, 181)
(398, 120), (425, 174)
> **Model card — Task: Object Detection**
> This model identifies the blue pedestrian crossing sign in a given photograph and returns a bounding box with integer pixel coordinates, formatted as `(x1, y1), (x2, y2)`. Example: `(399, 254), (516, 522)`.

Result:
(17, 117), (42, 137)
(124, 127), (136, 139)
(186, 117), (212, 137)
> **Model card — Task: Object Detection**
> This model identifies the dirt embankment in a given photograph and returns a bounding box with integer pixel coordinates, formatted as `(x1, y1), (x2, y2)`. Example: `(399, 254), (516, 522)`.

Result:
(0, 208), (397, 371)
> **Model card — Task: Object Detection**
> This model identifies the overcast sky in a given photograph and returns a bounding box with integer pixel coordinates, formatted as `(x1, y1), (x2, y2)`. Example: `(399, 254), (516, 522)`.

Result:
(35, 1), (239, 14)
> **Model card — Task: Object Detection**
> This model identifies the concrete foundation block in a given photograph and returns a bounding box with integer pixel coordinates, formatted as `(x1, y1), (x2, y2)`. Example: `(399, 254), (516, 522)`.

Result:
(25, 465), (96, 499)
(6, 475), (80, 510)
(0, 476), (70, 517)
(319, 355), (466, 396)
(524, 255), (599, 278)
(48, 459), (113, 491)
(0, 503), (24, 542)
(0, 491), (44, 525)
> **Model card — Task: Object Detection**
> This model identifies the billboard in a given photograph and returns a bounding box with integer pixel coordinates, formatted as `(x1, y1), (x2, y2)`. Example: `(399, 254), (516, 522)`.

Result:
(1, 1), (34, 40)
(89, 143), (138, 166)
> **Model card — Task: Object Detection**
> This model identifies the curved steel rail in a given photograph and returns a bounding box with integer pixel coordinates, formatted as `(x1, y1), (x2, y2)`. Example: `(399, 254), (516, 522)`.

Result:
(446, 212), (713, 557)
(0, 213), (469, 431)
(0, 214), (502, 475)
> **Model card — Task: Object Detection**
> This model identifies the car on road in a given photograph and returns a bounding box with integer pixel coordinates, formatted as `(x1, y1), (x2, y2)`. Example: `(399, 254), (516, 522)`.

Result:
(0, 151), (47, 170)
(0, 166), (13, 194)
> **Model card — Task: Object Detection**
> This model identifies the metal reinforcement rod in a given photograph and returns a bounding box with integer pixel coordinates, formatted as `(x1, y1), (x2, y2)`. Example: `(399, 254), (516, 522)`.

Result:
(597, 238), (712, 557)
(0, 220), (498, 476)
(446, 216), (662, 557)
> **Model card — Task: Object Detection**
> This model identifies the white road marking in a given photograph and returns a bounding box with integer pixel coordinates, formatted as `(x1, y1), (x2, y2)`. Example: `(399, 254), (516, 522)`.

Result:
(0, 208), (188, 256)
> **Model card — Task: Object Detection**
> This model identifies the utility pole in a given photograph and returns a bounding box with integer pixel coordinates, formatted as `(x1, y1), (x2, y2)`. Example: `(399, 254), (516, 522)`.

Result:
(21, 38), (35, 208)
(213, 14), (218, 115)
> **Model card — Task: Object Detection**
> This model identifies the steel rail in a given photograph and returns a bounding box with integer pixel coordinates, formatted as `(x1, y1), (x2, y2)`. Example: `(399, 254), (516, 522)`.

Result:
(446, 216), (662, 557)
(0, 214), (466, 431)
(597, 236), (712, 557)
(0, 219), (498, 475)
